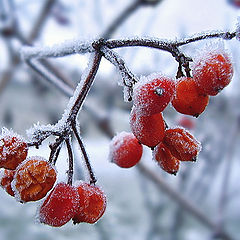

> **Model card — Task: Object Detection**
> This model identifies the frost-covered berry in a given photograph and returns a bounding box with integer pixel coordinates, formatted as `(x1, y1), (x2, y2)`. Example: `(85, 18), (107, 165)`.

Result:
(73, 182), (107, 224)
(153, 142), (180, 175)
(133, 74), (176, 116)
(0, 131), (28, 170)
(192, 50), (233, 96)
(130, 107), (165, 147)
(39, 182), (79, 227)
(109, 132), (143, 168)
(13, 156), (57, 202)
(163, 127), (201, 162)
(0, 169), (15, 196)
(172, 77), (209, 117)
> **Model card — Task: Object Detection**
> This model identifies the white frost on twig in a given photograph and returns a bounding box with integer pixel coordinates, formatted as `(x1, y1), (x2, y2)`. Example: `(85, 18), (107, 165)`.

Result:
(21, 39), (94, 60)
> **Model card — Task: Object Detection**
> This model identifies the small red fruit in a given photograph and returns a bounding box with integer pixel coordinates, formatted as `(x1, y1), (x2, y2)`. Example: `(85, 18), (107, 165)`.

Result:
(193, 50), (233, 96)
(0, 169), (15, 196)
(228, 0), (240, 8)
(73, 182), (107, 224)
(130, 107), (165, 147)
(0, 132), (28, 170)
(13, 156), (57, 202)
(163, 127), (201, 161)
(153, 142), (180, 175)
(133, 74), (176, 116)
(177, 116), (196, 130)
(172, 77), (209, 117)
(39, 182), (79, 227)
(109, 132), (143, 168)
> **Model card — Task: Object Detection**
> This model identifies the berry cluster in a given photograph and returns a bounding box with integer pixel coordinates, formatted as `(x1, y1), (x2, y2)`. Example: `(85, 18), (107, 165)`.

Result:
(0, 129), (106, 227)
(109, 47), (233, 175)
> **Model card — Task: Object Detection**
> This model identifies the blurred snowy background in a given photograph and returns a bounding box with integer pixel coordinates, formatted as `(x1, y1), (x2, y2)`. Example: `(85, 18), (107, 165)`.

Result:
(0, 0), (240, 240)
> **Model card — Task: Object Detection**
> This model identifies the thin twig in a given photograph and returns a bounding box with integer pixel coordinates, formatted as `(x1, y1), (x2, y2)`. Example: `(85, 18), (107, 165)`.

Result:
(176, 31), (236, 47)
(102, 0), (142, 39)
(136, 162), (234, 240)
(67, 51), (102, 120)
(65, 138), (74, 185)
(27, 0), (56, 42)
(72, 124), (97, 185)
(26, 59), (74, 97)
(49, 137), (64, 164)
(217, 117), (239, 232)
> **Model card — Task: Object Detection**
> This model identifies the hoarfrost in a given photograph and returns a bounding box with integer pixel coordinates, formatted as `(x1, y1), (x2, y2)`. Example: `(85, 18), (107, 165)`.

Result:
(101, 46), (137, 102)
(21, 39), (94, 60)
(108, 131), (132, 162)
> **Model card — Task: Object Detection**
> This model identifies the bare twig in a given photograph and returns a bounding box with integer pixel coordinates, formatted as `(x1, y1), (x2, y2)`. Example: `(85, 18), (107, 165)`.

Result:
(25, 59), (74, 97)
(102, 0), (142, 39)
(27, 0), (56, 42)
(65, 138), (74, 185)
(72, 124), (97, 185)
(217, 117), (240, 232)
(136, 162), (234, 240)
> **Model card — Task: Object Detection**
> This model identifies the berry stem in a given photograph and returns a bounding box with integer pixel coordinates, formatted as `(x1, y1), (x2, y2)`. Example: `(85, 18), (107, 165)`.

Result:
(72, 123), (97, 185)
(65, 138), (74, 185)
(49, 137), (63, 164)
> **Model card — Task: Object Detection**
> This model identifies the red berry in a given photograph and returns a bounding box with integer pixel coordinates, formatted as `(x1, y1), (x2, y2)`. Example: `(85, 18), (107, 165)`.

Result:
(0, 169), (15, 196)
(193, 50), (233, 96)
(172, 77), (209, 117)
(109, 132), (143, 168)
(177, 116), (196, 130)
(0, 131), (28, 170)
(163, 127), (201, 161)
(228, 0), (240, 7)
(13, 156), (57, 202)
(39, 182), (79, 227)
(133, 74), (176, 116)
(73, 182), (107, 224)
(153, 142), (180, 175)
(130, 107), (165, 147)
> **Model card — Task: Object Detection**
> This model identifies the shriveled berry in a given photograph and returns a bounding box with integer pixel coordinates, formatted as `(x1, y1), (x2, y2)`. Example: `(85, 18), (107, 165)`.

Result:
(153, 142), (180, 175)
(193, 50), (233, 96)
(39, 182), (79, 227)
(73, 182), (107, 224)
(133, 74), (176, 116)
(109, 132), (143, 168)
(163, 127), (201, 161)
(13, 156), (57, 202)
(0, 169), (15, 196)
(172, 77), (209, 117)
(0, 132), (28, 170)
(130, 107), (165, 147)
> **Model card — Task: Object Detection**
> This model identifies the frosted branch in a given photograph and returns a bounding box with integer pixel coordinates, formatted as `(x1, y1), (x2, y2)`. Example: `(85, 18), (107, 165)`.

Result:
(21, 39), (94, 59)
(101, 46), (138, 101)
